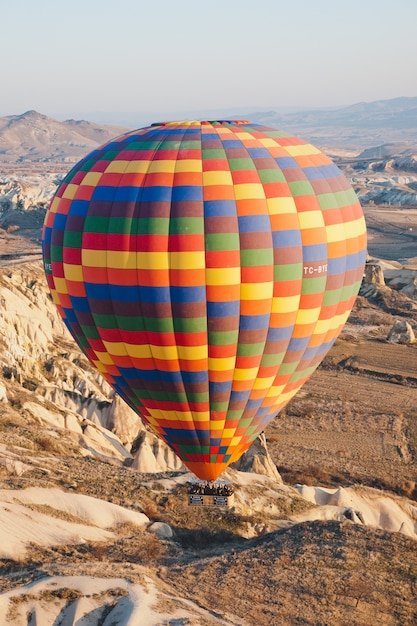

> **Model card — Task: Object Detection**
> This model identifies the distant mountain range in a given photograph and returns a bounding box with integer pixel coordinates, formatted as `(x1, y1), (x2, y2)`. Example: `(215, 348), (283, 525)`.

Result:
(246, 96), (417, 149)
(1, 97), (417, 165)
(0, 110), (127, 165)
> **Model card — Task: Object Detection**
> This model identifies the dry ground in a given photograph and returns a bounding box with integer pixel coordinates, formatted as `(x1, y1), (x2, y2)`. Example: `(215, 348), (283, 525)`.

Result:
(267, 336), (417, 493)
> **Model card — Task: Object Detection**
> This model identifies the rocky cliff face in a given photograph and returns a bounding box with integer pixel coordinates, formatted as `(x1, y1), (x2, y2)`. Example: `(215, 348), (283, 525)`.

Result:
(0, 262), (180, 472)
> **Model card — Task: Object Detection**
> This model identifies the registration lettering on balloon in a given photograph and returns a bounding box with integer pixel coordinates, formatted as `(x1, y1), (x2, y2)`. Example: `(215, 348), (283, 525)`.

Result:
(303, 263), (328, 276)
(42, 120), (367, 481)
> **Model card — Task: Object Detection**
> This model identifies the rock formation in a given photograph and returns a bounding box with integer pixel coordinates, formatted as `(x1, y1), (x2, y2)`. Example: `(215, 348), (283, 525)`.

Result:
(231, 432), (283, 482)
(387, 319), (416, 344)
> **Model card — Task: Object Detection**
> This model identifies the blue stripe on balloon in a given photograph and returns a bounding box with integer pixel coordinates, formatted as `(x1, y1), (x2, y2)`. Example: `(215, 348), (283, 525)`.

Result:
(230, 390), (251, 402)
(302, 342), (331, 362)
(238, 215), (270, 232)
(302, 243), (328, 262)
(209, 381), (232, 394)
(181, 370), (209, 383)
(114, 186), (141, 202)
(85, 283), (110, 300)
(267, 326), (294, 341)
(52, 214), (67, 230)
(303, 164), (341, 180)
(165, 428), (210, 441)
(102, 285), (206, 304)
(141, 186), (174, 202)
(69, 199), (90, 216)
(69, 296), (91, 312)
(327, 257), (347, 275)
(239, 314), (270, 330)
(116, 368), (207, 384)
(63, 308), (78, 323)
(246, 398), (263, 410)
(222, 140), (244, 149)
(169, 286), (206, 302)
(347, 249), (366, 270)
(172, 186), (203, 201)
(207, 301), (240, 317)
(247, 147), (273, 159)
(275, 156), (299, 169)
(204, 200), (237, 217)
(286, 336), (311, 351)
(92, 186), (117, 201)
(272, 230), (301, 247)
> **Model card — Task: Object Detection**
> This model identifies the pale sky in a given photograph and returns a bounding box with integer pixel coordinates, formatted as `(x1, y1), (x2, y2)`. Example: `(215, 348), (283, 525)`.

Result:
(2, 0), (417, 124)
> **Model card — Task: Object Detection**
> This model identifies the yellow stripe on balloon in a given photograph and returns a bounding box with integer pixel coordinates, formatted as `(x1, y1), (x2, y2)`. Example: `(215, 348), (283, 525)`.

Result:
(286, 144), (322, 156)
(94, 351), (115, 365)
(105, 160), (130, 173)
(64, 264), (84, 281)
(325, 222), (347, 243)
(298, 211), (325, 230)
(82, 249), (107, 267)
(259, 138), (280, 148)
(49, 197), (60, 213)
(93, 360), (109, 373)
(125, 344), (153, 359)
(208, 357), (236, 371)
(53, 277), (69, 294)
(314, 318), (333, 335)
(177, 345), (208, 361)
(327, 217), (366, 243)
(234, 183), (265, 200)
(236, 132), (256, 140)
(150, 345), (179, 361)
(148, 160), (177, 174)
(265, 383), (286, 399)
(50, 289), (60, 305)
(103, 341), (128, 356)
(62, 184), (78, 200)
(241, 282), (273, 300)
(271, 295), (300, 314)
(275, 388), (299, 404)
(252, 375), (277, 390)
(136, 252), (169, 270)
(147, 408), (209, 423)
(203, 171), (233, 186)
(233, 367), (259, 381)
(169, 251), (205, 270)
(267, 197), (297, 214)
(295, 307), (322, 325)
(330, 310), (351, 329)
(82, 172), (102, 186)
(107, 250), (137, 269)
(206, 267), (240, 285)
(174, 159), (203, 173)
(125, 160), (151, 174)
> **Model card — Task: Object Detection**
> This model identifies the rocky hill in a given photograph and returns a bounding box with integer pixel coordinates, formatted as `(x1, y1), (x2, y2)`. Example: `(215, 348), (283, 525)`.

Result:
(0, 110), (127, 165)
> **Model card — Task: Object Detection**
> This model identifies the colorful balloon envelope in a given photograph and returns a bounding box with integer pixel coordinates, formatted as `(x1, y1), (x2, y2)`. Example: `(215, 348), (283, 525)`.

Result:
(42, 120), (367, 480)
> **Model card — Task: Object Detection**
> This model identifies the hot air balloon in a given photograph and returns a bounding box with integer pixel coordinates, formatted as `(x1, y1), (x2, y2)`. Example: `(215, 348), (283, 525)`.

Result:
(42, 120), (366, 483)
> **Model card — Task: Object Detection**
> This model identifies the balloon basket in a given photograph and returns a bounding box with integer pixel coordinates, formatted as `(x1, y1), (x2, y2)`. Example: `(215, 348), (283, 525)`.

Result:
(187, 479), (235, 508)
